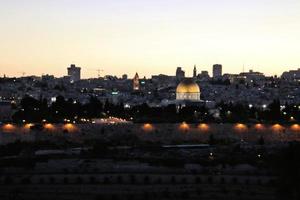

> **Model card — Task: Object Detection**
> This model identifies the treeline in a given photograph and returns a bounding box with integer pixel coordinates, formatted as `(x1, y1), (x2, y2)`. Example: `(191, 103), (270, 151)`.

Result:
(11, 95), (212, 123)
(12, 95), (124, 123)
(11, 95), (299, 123)
(217, 99), (299, 123)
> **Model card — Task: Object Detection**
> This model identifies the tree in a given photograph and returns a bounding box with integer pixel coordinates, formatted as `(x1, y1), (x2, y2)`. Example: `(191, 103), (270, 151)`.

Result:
(209, 134), (216, 145)
(274, 143), (300, 199)
(258, 136), (265, 146)
(267, 99), (282, 121)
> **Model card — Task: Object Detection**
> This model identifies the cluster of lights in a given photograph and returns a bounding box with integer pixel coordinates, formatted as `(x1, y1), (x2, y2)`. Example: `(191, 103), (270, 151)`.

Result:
(80, 118), (90, 122)
(0, 123), (81, 133)
(64, 119), (71, 123)
(98, 117), (128, 124)
(138, 122), (300, 134)
(1, 122), (300, 134)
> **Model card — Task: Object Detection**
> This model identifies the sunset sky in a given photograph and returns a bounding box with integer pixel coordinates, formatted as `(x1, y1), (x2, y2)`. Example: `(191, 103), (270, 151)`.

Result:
(0, 0), (300, 78)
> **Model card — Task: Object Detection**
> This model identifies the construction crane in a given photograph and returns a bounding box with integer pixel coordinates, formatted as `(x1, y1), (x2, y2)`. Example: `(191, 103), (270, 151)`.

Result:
(18, 72), (26, 77)
(86, 68), (104, 78)
(96, 69), (104, 78)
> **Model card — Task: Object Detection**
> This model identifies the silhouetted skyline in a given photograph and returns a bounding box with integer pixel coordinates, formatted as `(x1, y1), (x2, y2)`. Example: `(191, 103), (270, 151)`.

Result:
(0, 0), (300, 78)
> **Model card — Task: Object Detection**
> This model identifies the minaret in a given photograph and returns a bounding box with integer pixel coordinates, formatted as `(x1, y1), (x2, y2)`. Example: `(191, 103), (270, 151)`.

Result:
(133, 72), (140, 90)
(193, 65), (197, 78)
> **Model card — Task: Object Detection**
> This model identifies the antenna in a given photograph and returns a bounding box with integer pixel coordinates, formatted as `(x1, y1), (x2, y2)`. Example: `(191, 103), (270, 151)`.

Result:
(86, 68), (104, 78)
(96, 69), (104, 78)
(18, 72), (26, 77)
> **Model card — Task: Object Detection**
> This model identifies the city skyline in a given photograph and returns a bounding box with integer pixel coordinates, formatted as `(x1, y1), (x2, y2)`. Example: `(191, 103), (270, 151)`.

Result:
(1, 0), (300, 78)
(0, 63), (298, 79)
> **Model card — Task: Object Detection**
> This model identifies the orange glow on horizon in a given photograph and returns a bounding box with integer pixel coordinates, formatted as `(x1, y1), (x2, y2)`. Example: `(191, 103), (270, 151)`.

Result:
(142, 123), (154, 132)
(198, 123), (210, 132)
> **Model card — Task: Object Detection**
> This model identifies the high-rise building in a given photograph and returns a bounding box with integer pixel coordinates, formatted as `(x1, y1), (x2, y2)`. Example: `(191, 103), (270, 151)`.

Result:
(67, 64), (81, 83)
(193, 65), (197, 78)
(133, 72), (140, 90)
(281, 68), (300, 81)
(239, 70), (265, 82)
(176, 67), (185, 80)
(198, 71), (210, 80)
(213, 64), (222, 78)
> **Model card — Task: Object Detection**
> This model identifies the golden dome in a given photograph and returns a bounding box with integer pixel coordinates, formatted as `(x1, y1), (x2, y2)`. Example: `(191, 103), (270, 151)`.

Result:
(176, 78), (200, 93)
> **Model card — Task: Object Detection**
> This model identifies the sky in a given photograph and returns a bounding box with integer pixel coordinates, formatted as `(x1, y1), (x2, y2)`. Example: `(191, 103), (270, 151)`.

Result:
(0, 0), (300, 78)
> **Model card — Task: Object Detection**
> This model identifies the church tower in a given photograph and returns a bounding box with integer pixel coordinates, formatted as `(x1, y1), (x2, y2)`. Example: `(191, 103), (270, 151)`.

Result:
(133, 72), (140, 90)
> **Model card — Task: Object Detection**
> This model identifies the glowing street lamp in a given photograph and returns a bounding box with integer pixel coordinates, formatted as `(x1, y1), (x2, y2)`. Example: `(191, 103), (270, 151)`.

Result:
(179, 122), (190, 132)
(234, 123), (247, 133)
(142, 123), (154, 132)
(254, 123), (265, 131)
(2, 123), (16, 133)
(24, 123), (34, 130)
(198, 123), (210, 132)
(291, 124), (300, 132)
(44, 123), (55, 130)
(271, 124), (284, 133)
(63, 123), (78, 133)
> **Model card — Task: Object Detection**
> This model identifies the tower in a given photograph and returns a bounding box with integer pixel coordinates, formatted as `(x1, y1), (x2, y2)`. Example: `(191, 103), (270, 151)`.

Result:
(176, 67), (185, 80)
(133, 72), (140, 90)
(213, 64), (222, 78)
(193, 65), (197, 78)
(67, 64), (81, 83)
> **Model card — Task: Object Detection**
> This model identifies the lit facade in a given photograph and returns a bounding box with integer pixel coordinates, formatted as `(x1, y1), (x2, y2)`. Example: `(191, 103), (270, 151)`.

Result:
(176, 78), (201, 101)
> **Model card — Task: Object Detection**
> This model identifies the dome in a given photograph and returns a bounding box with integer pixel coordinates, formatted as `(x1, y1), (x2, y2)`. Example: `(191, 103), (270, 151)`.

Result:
(176, 78), (201, 101)
(176, 78), (200, 94)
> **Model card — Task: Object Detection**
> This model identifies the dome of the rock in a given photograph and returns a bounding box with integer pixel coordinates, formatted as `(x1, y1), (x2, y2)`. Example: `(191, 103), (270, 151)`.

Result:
(176, 78), (201, 101)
